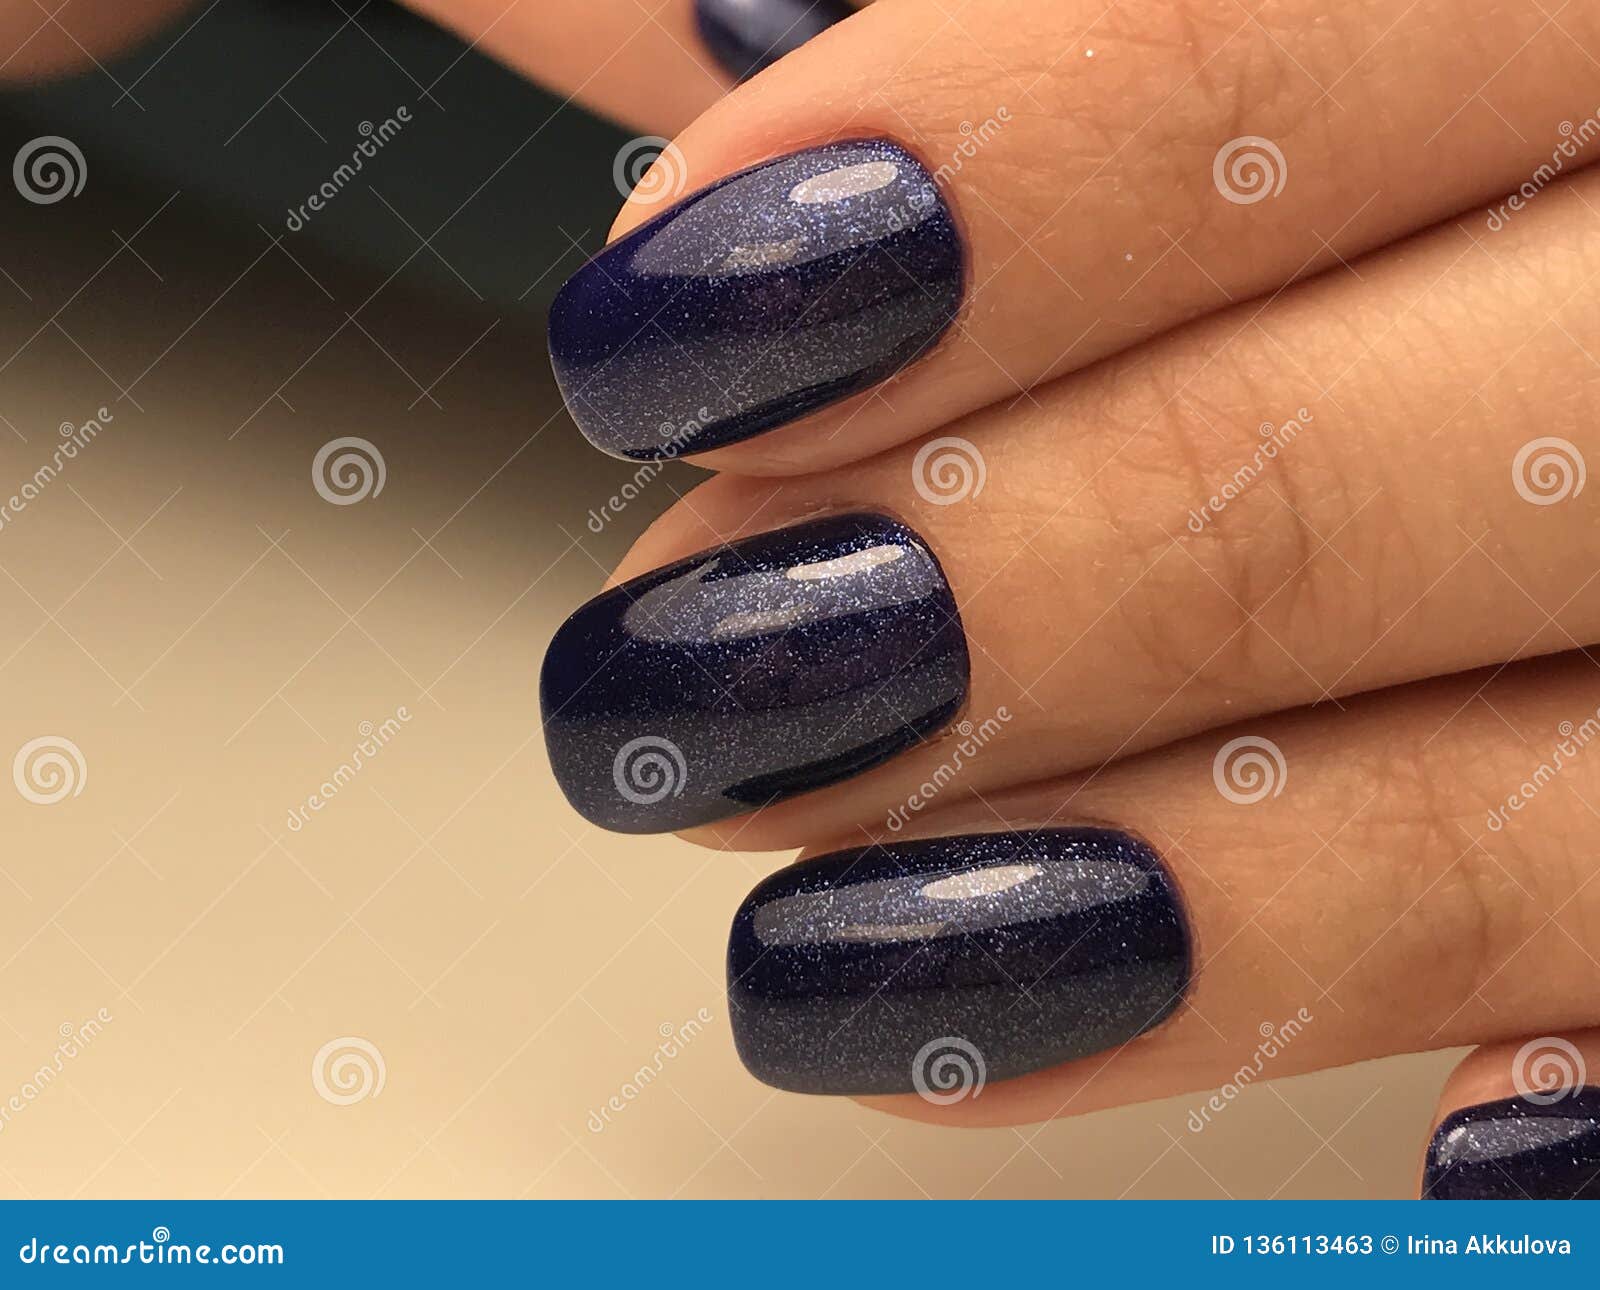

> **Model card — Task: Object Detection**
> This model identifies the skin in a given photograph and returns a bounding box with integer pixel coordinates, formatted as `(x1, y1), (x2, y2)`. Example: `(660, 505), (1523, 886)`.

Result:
(31, 0), (1600, 1177)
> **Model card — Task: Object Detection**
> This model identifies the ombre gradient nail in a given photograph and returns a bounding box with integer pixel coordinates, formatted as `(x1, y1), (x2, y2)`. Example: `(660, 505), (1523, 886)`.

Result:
(1423, 1089), (1600, 1199)
(548, 139), (964, 460)
(695, 0), (855, 82)
(728, 828), (1191, 1095)
(540, 512), (968, 833)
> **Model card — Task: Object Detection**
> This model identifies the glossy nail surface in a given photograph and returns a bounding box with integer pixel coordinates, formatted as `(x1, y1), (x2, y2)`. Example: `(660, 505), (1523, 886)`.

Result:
(540, 512), (968, 834)
(728, 828), (1191, 1095)
(1423, 1090), (1600, 1199)
(548, 138), (964, 460)
(695, 0), (854, 82)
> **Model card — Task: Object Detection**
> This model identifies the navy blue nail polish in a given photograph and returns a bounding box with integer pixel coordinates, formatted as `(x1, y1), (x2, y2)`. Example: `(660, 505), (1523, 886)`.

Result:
(695, 0), (854, 82)
(540, 512), (968, 834)
(1424, 1089), (1600, 1199)
(548, 138), (964, 460)
(728, 828), (1191, 1095)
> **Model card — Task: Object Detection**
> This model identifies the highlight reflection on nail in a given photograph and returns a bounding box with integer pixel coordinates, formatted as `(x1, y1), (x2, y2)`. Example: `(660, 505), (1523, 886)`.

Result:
(1424, 1089), (1600, 1199)
(694, 0), (854, 82)
(727, 828), (1191, 1095)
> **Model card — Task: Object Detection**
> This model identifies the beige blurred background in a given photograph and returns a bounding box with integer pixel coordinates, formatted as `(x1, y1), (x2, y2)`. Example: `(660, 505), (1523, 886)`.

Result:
(0, 7), (1460, 1200)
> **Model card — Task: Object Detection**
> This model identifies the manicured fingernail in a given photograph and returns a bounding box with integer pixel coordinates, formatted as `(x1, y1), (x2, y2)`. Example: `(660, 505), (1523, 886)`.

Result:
(548, 138), (964, 460)
(728, 828), (1191, 1095)
(540, 512), (968, 833)
(694, 0), (854, 82)
(1423, 1089), (1600, 1199)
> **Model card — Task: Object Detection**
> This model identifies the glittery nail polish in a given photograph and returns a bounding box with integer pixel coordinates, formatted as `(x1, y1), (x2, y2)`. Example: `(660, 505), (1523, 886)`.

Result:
(540, 512), (968, 834)
(727, 828), (1191, 1095)
(547, 138), (965, 461)
(694, 0), (854, 82)
(1423, 1089), (1600, 1199)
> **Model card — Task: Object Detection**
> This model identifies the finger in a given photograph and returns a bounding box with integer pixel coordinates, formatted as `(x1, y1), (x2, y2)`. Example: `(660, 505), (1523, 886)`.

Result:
(549, 0), (1600, 468)
(0, 0), (195, 81)
(1421, 1034), (1600, 1199)
(725, 654), (1600, 1121)
(550, 162), (1600, 846)
(399, 0), (856, 134)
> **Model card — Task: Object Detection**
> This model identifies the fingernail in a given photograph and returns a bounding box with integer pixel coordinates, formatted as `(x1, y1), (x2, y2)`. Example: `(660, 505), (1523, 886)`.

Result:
(1423, 1089), (1600, 1199)
(548, 138), (964, 460)
(694, 0), (854, 82)
(728, 828), (1191, 1095)
(540, 512), (968, 833)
